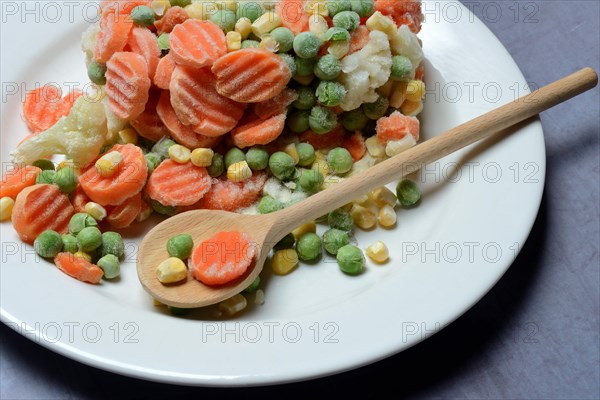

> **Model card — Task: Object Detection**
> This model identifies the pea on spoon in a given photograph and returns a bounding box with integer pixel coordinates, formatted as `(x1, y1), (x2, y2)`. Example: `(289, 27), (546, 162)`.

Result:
(137, 68), (597, 309)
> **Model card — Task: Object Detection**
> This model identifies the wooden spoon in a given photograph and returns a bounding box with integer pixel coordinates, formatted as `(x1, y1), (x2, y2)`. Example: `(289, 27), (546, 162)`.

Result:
(137, 68), (597, 308)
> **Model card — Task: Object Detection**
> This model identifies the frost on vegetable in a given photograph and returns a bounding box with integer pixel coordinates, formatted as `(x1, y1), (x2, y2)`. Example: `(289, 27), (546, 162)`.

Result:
(339, 30), (392, 111)
(81, 23), (99, 67)
(11, 97), (107, 167)
(390, 25), (423, 69)
(102, 95), (128, 142)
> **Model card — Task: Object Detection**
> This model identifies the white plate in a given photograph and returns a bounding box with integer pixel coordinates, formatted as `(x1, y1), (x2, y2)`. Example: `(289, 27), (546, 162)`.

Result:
(0, 1), (545, 386)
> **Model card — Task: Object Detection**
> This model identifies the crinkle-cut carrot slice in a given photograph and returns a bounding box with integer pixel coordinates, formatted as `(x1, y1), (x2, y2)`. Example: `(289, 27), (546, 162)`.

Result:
(299, 124), (346, 150)
(153, 54), (176, 90)
(212, 49), (292, 103)
(275, 0), (310, 35)
(348, 25), (370, 55)
(71, 185), (91, 213)
(130, 89), (169, 141)
(156, 90), (223, 148)
(0, 165), (41, 199)
(146, 160), (212, 207)
(185, 172), (267, 212)
(79, 144), (148, 206)
(105, 52), (151, 120)
(376, 111), (420, 144)
(374, 0), (423, 33)
(22, 85), (82, 134)
(12, 184), (74, 244)
(54, 252), (104, 284)
(169, 19), (226, 69)
(106, 191), (142, 228)
(126, 26), (161, 81)
(169, 66), (246, 137)
(100, 0), (150, 15)
(231, 113), (286, 149)
(342, 132), (367, 162)
(154, 6), (188, 35)
(254, 88), (298, 120)
(94, 9), (134, 63)
(191, 231), (256, 286)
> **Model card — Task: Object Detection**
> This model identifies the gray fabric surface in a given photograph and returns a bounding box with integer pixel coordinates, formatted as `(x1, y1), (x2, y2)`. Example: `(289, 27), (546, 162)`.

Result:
(1, 1), (598, 398)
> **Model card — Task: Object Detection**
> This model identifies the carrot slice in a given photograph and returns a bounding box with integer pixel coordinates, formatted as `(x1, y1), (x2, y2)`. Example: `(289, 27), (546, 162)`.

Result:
(415, 65), (424, 81)
(376, 111), (420, 144)
(169, 66), (246, 137)
(374, 0), (423, 33)
(22, 85), (82, 134)
(191, 231), (256, 286)
(12, 184), (74, 244)
(126, 26), (161, 80)
(211, 48), (292, 103)
(275, 0), (310, 35)
(299, 124), (346, 150)
(54, 252), (104, 284)
(254, 88), (298, 120)
(342, 132), (367, 162)
(106, 191), (142, 228)
(146, 160), (212, 207)
(169, 19), (226, 68)
(231, 113), (286, 149)
(130, 89), (169, 141)
(71, 185), (91, 213)
(156, 90), (223, 148)
(94, 8), (134, 63)
(348, 25), (370, 55)
(153, 54), (176, 90)
(79, 144), (148, 206)
(154, 6), (189, 35)
(105, 52), (151, 120)
(0, 165), (41, 199)
(187, 172), (267, 212)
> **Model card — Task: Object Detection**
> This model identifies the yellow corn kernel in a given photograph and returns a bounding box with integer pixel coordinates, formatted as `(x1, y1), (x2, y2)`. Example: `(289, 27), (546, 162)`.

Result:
(218, 1), (237, 11)
(305, 0), (328, 16)
(401, 99), (424, 117)
(168, 144), (192, 163)
(153, 298), (165, 306)
(219, 294), (247, 316)
(74, 251), (92, 263)
(378, 205), (397, 228)
(369, 186), (397, 208)
(151, 0), (170, 16)
(84, 202), (107, 221)
(57, 159), (77, 171)
(293, 74), (315, 86)
(328, 40), (349, 59)
(95, 150), (123, 178)
(309, 14), (329, 40)
(251, 11), (282, 37)
(366, 241), (389, 263)
(291, 221), (316, 240)
(254, 289), (265, 305)
(312, 151), (330, 176)
(284, 143), (300, 165)
(389, 81), (408, 108)
(226, 31), (242, 52)
(385, 135), (416, 157)
(117, 128), (138, 144)
(0, 197), (15, 221)
(227, 160), (252, 182)
(271, 248), (299, 275)
(353, 194), (371, 207)
(405, 80), (425, 102)
(136, 203), (153, 222)
(260, 34), (280, 52)
(184, 2), (216, 20)
(235, 17), (252, 39)
(191, 148), (214, 167)
(366, 11), (397, 37)
(365, 136), (386, 158)
(350, 204), (377, 230)
(156, 257), (188, 284)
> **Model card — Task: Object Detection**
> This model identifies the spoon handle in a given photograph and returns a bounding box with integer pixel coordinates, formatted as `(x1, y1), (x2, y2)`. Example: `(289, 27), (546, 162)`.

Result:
(273, 67), (597, 233)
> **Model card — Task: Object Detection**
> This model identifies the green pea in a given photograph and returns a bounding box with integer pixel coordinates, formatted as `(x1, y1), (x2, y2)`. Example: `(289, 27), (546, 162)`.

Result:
(69, 213), (98, 235)
(271, 27), (295, 53)
(224, 147), (246, 168)
(396, 179), (421, 207)
(77, 226), (102, 253)
(151, 137), (176, 159)
(327, 147), (353, 175)
(61, 234), (79, 253)
(328, 208), (354, 231)
(131, 5), (155, 27)
(101, 231), (125, 258)
(315, 81), (346, 107)
(32, 159), (55, 171)
(150, 200), (177, 216)
(257, 196), (284, 214)
(168, 306), (191, 315)
(53, 167), (77, 194)
(295, 57), (317, 77)
(341, 108), (369, 131)
(314, 54), (342, 81)
(350, 0), (375, 18)
(268, 152), (296, 180)
(296, 142), (316, 167)
(209, 10), (236, 32)
(296, 232), (322, 262)
(36, 170), (56, 185)
(273, 232), (295, 251)
(97, 254), (120, 279)
(241, 40), (261, 49)
(326, 0), (352, 16)
(202, 153), (223, 178)
(363, 94), (390, 120)
(34, 230), (63, 258)
(167, 234), (194, 260)
(332, 11), (360, 31)
(287, 110), (311, 133)
(157, 33), (170, 52)
(336, 244), (365, 275)
(278, 53), (297, 75)
(293, 87), (316, 111)
(145, 152), (161, 173)
(86, 59), (107, 85)
(298, 169), (324, 193)
(309, 106), (337, 134)
(322, 228), (350, 255)
(391, 55), (413, 81)
(324, 27), (351, 42)
(243, 276), (261, 293)
(293, 32), (322, 59)
(246, 147), (269, 171)
(237, 1), (266, 22)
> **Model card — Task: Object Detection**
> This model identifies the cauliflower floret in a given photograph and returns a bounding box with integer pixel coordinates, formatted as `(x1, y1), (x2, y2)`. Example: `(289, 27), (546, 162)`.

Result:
(81, 23), (99, 67)
(102, 95), (128, 143)
(339, 30), (392, 111)
(390, 24), (424, 69)
(11, 96), (107, 167)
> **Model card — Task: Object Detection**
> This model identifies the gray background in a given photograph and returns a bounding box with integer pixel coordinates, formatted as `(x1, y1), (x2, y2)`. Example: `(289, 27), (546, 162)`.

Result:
(1, 1), (598, 398)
